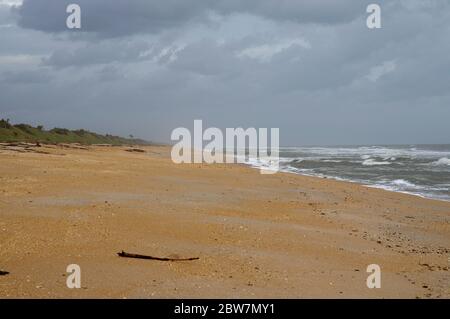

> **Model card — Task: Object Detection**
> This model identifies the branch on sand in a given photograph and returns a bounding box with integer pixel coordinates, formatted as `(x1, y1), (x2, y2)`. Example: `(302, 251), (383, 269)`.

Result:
(117, 250), (199, 261)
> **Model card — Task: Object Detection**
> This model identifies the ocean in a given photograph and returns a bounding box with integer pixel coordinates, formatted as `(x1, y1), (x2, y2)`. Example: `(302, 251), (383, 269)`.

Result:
(249, 144), (450, 202)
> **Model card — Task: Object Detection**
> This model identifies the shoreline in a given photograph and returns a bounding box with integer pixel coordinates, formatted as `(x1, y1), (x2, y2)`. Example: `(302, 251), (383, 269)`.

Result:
(245, 161), (450, 203)
(1, 144), (449, 298)
(272, 167), (449, 203)
(251, 164), (448, 206)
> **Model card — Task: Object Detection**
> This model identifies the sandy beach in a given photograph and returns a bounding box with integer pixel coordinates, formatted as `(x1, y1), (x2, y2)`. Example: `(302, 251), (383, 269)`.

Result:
(0, 144), (449, 298)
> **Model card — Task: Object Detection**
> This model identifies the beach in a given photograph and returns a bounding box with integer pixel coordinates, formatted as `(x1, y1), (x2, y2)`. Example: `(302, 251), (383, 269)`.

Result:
(0, 144), (449, 298)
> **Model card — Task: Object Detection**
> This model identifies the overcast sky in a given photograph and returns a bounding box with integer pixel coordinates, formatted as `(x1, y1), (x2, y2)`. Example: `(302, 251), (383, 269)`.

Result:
(1, 0), (449, 145)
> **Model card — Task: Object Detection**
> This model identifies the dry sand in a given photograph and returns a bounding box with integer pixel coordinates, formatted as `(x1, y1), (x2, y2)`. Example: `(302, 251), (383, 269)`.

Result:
(0, 144), (449, 298)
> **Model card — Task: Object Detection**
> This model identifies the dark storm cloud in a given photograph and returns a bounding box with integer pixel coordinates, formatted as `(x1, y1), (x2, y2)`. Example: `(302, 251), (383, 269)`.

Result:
(169, 40), (241, 76)
(42, 39), (151, 68)
(214, 0), (365, 25)
(15, 0), (209, 37)
(15, 0), (367, 37)
(0, 68), (51, 84)
(2, 0), (450, 145)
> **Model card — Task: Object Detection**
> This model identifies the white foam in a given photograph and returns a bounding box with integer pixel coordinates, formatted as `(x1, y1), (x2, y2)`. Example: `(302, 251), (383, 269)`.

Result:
(431, 157), (450, 166)
(282, 146), (450, 159)
(391, 179), (416, 188)
(362, 159), (391, 166)
(244, 145), (450, 202)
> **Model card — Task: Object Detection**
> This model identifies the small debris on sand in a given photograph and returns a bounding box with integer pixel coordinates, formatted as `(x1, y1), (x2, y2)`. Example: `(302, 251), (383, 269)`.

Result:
(125, 148), (146, 153)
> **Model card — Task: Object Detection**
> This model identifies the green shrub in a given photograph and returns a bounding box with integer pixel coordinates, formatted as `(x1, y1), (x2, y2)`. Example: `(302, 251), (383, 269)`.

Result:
(15, 123), (35, 135)
(0, 119), (12, 129)
(51, 127), (70, 135)
(74, 129), (86, 136)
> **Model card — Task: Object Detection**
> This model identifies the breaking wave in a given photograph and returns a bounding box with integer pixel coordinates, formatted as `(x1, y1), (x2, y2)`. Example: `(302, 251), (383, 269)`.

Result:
(245, 144), (450, 201)
(431, 157), (450, 166)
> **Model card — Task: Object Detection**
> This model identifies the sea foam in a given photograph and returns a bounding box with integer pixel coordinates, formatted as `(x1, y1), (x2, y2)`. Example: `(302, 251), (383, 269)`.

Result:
(431, 157), (450, 166)
(362, 158), (391, 166)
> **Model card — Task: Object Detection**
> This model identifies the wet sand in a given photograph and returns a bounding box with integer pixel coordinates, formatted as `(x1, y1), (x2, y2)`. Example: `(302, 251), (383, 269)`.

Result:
(0, 144), (449, 298)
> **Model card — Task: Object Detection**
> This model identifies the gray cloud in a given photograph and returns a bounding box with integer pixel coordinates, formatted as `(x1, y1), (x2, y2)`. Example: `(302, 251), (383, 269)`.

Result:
(15, 0), (214, 37)
(1, 68), (51, 83)
(15, 0), (367, 38)
(42, 39), (152, 68)
(1, 0), (450, 145)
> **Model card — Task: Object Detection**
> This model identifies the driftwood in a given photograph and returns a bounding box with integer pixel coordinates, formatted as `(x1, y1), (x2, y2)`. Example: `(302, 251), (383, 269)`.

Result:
(0, 270), (9, 276)
(117, 250), (199, 261)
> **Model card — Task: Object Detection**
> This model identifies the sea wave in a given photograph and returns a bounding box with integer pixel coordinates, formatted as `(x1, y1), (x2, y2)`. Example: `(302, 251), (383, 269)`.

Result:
(244, 145), (450, 202)
(362, 159), (391, 166)
(282, 145), (450, 159)
(391, 179), (417, 188)
(430, 157), (450, 166)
